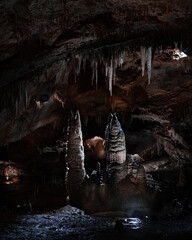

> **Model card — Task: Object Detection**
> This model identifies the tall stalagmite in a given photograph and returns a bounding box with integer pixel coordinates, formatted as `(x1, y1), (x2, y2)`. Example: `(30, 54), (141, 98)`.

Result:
(65, 111), (86, 205)
(105, 113), (126, 164)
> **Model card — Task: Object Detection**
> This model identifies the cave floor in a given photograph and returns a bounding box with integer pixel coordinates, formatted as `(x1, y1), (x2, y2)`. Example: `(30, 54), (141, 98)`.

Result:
(0, 205), (192, 240)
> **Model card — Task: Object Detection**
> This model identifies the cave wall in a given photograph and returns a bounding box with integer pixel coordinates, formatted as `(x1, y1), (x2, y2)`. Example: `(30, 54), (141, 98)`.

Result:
(0, 0), (192, 146)
(0, 1), (192, 210)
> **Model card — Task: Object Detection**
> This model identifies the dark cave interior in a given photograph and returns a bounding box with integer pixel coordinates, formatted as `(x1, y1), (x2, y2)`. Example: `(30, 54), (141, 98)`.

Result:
(1, 0), (192, 239)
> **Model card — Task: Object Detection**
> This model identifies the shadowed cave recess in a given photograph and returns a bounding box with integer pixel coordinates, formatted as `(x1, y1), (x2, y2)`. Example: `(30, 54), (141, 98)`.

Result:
(1, 0), (192, 239)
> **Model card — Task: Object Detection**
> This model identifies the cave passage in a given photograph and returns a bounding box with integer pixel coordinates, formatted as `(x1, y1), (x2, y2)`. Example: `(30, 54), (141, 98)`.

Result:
(1, 0), (192, 239)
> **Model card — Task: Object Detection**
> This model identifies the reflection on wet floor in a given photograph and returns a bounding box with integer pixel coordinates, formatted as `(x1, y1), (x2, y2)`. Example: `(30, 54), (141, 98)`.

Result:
(0, 206), (192, 240)
(123, 218), (142, 229)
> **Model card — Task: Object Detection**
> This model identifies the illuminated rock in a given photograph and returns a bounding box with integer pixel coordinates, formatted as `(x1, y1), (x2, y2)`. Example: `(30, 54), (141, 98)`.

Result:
(65, 112), (147, 214)
(65, 111), (86, 206)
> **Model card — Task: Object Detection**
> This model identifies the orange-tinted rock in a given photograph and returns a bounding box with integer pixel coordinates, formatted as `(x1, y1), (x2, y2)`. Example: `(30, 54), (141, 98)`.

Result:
(84, 136), (106, 162)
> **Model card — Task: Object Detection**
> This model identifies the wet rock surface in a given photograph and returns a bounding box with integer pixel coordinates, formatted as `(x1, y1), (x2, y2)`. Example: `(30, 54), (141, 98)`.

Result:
(0, 205), (192, 240)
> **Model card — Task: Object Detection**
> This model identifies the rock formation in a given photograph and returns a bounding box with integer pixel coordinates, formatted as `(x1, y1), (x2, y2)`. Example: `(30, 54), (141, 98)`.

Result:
(0, 0), (192, 216)
(84, 136), (106, 174)
(105, 113), (126, 164)
(65, 112), (147, 214)
(0, 0), (192, 148)
(65, 111), (86, 206)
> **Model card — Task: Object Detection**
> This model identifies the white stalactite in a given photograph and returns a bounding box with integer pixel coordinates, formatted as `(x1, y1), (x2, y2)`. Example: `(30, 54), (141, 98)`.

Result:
(75, 54), (82, 76)
(147, 47), (152, 85)
(105, 62), (108, 77)
(73, 48), (127, 96)
(119, 54), (124, 68)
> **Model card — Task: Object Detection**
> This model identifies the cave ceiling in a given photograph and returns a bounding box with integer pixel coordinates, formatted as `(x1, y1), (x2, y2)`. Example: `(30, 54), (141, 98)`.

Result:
(0, 0), (192, 161)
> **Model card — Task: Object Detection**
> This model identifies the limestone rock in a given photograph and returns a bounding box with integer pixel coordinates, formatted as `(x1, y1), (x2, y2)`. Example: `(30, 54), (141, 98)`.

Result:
(65, 112), (148, 213)
(105, 113), (126, 164)
(65, 111), (86, 205)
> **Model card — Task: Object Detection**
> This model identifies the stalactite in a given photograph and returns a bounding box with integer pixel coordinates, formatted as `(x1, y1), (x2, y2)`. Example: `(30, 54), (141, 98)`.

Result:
(159, 45), (163, 54)
(141, 46), (152, 84)
(113, 59), (116, 85)
(174, 42), (178, 48)
(119, 53), (124, 68)
(95, 61), (98, 89)
(105, 61), (108, 77)
(0, 79), (29, 117)
(75, 54), (83, 77)
(108, 59), (113, 96)
(141, 46), (146, 77)
(147, 47), (152, 85)
(73, 44), (128, 95)
(82, 55), (88, 71)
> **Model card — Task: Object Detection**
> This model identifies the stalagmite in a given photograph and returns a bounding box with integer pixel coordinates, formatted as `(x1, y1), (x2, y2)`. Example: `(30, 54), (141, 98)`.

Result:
(65, 110), (86, 204)
(105, 113), (147, 201)
(105, 113), (113, 157)
(105, 113), (126, 164)
(65, 112), (149, 213)
(127, 155), (147, 194)
(147, 47), (152, 85)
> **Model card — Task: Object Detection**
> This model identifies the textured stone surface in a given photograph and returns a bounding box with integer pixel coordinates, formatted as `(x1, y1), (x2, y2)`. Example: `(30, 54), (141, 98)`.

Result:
(1, 205), (192, 240)
(0, 0), (192, 148)
(84, 136), (105, 162)
(105, 113), (126, 164)
(65, 113), (147, 214)
(0, 0), (192, 215)
(65, 111), (86, 205)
